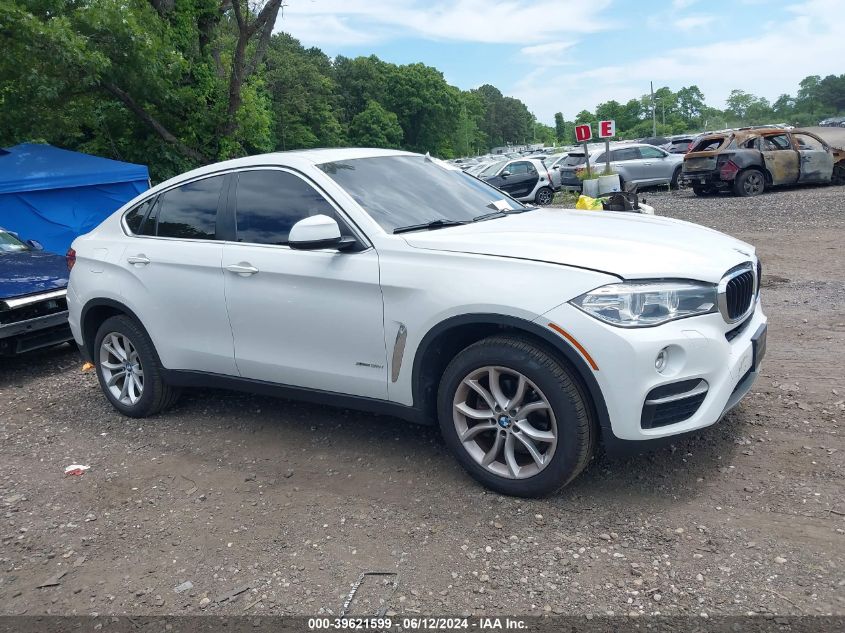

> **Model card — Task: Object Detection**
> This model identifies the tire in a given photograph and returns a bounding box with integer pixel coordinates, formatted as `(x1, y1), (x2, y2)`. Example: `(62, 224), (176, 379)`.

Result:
(832, 162), (845, 186)
(437, 335), (595, 497)
(692, 184), (715, 196)
(535, 186), (553, 205)
(733, 169), (765, 197)
(94, 315), (180, 418)
(670, 166), (682, 190)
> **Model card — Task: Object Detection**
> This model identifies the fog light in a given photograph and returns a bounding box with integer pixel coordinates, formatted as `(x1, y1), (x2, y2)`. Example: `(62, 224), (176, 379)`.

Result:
(655, 348), (669, 373)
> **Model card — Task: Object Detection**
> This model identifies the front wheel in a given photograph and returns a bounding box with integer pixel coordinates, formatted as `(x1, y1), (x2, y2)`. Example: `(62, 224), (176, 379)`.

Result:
(94, 315), (180, 417)
(535, 186), (553, 205)
(734, 169), (766, 197)
(437, 336), (595, 497)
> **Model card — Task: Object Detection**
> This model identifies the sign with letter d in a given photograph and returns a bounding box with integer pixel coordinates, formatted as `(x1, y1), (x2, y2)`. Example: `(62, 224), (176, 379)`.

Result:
(574, 124), (592, 143)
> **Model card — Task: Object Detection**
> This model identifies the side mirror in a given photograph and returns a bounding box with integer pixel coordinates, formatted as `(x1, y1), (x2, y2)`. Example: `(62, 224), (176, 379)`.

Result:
(289, 215), (346, 251)
(26, 239), (43, 250)
(500, 170), (511, 178)
(552, 165), (560, 170)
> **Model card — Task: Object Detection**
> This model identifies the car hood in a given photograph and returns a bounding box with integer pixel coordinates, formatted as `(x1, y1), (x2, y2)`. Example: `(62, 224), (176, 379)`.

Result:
(0, 251), (69, 300)
(401, 209), (754, 283)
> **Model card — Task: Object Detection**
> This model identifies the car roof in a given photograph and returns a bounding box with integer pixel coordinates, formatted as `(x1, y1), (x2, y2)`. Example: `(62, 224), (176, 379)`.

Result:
(144, 148), (417, 195)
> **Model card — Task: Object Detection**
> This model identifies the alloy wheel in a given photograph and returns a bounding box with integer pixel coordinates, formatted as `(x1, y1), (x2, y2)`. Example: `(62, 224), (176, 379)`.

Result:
(99, 332), (144, 406)
(452, 366), (557, 479)
(743, 172), (764, 195)
(536, 188), (553, 205)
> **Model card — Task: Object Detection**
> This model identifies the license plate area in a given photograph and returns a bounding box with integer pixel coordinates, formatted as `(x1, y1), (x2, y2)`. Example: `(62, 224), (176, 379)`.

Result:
(752, 324), (767, 371)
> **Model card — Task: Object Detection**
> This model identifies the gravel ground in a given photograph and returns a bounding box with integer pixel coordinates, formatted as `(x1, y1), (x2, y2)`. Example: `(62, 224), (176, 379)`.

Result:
(1, 185), (843, 618)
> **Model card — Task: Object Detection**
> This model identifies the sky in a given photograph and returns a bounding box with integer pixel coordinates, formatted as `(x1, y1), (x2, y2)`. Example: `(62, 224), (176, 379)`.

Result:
(274, 0), (845, 125)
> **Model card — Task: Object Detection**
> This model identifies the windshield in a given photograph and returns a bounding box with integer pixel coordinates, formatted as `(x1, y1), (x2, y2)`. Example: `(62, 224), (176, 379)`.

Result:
(479, 160), (507, 177)
(318, 155), (527, 232)
(0, 230), (29, 253)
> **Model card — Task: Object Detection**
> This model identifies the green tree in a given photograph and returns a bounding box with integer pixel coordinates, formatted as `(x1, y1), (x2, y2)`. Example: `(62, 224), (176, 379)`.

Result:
(348, 100), (403, 148)
(264, 33), (345, 150)
(554, 112), (566, 142)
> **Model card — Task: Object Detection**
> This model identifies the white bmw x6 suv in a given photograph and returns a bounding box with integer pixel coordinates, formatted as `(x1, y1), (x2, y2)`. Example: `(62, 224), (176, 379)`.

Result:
(67, 148), (767, 496)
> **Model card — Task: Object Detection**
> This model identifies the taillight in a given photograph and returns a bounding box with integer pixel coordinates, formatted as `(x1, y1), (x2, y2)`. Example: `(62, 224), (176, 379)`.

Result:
(719, 159), (740, 180)
(66, 248), (76, 271)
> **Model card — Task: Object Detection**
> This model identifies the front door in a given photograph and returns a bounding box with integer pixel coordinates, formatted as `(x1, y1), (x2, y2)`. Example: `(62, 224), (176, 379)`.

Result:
(119, 174), (237, 375)
(221, 168), (387, 399)
(760, 133), (799, 185)
(498, 161), (538, 199)
(792, 132), (834, 183)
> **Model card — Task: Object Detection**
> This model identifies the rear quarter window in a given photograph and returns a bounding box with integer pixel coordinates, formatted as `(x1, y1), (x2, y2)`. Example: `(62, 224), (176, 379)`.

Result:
(124, 198), (155, 235)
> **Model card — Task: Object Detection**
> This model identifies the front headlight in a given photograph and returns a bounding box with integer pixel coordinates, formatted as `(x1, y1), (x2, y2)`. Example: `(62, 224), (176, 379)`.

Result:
(570, 280), (717, 328)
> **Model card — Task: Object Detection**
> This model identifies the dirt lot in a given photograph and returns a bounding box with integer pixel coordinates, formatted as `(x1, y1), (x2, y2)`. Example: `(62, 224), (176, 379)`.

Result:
(1, 185), (843, 618)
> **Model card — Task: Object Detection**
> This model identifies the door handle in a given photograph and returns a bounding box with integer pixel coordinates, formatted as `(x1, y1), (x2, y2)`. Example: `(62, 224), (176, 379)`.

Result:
(127, 255), (150, 266)
(225, 263), (259, 276)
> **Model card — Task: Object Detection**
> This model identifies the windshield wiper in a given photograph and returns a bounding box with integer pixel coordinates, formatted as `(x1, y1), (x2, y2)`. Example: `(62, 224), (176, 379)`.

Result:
(393, 219), (468, 234)
(472, 210), (509, 222)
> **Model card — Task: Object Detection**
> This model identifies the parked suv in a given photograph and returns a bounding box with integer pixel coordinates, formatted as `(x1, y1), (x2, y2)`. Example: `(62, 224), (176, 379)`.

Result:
(557, 144), (684, 191)
(68, 149), (767, 496)
(0, 227), (72, 355)
(682, 127), (845, 196)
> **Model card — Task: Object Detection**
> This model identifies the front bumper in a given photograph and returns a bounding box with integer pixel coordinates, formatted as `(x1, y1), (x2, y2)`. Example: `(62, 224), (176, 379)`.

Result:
(540, 299), (767, 442)
(0, 312), (72, 355)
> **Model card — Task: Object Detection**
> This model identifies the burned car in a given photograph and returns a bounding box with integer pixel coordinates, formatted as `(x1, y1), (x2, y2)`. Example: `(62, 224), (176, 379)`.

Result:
(681, 127), (845, 197)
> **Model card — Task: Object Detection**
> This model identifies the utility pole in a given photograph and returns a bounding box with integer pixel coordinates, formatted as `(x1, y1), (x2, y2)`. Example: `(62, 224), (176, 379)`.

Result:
(651, 81), (656, 137)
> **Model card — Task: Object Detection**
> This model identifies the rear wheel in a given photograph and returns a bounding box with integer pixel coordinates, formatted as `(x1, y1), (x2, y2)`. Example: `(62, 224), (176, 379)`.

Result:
(832, 161), (845, 185)
(670, 166), (682, 190)
(94, 315), (180, 417)
(437, 336), (595, 497)
(535, 186), (553, 205)
(734, 169), (765, 197)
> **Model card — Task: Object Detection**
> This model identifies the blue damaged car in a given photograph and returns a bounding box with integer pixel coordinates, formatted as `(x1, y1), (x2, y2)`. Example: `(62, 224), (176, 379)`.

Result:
(0, 227), (72, 355)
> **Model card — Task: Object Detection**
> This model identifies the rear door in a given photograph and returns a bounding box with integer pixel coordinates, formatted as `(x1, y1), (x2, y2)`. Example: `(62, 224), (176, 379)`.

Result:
(760, 133), (799, 185)
(792, 132), (834, 183)
(120, 174), (237, 375)
(498, 160), (538, 198)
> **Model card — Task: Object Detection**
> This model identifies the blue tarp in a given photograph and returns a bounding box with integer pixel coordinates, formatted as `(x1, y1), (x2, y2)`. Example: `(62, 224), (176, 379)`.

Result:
(0, 143), (149, 254)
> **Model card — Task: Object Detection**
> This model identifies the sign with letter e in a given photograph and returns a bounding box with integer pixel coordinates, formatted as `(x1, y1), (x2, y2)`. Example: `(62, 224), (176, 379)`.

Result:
(598, 120), (616, 138)
(575, 124), (592, 143)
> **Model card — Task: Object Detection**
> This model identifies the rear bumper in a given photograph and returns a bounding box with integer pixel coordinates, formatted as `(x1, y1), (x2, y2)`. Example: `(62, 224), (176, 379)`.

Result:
(681, 171), (731, 188)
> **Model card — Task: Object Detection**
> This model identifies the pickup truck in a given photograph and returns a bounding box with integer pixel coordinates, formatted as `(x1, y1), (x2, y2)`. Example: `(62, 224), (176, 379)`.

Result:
(0, 227), (72, 355)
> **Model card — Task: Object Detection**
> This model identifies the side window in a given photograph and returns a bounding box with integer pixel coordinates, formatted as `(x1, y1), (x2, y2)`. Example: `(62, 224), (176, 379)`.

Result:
(762, 134), (791, 151)
(156, 175), (224, 240)
(611, 147), (640, 162)
(508, 161), (530, 175)
(639, 146), (665, 159)
(234, 170), (347, 246)
(593, 153), (606, 163)
(124, 197), (155, 234)
(793, 133), (825, 151)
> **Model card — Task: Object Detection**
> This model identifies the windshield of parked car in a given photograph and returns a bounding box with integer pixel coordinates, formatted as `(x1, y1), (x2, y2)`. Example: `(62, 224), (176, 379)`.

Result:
(690, 137), (725, 152)
(0, 230), (29, 253)
(318, 155), (527, 232)
(479, 160), (507, 177)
